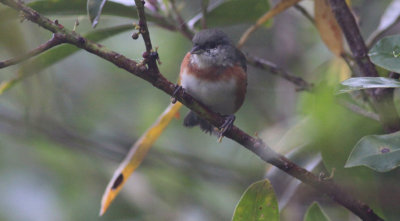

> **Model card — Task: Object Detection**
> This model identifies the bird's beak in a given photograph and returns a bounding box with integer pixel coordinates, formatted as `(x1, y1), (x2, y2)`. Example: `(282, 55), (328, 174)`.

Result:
(190, 45), (204, 54)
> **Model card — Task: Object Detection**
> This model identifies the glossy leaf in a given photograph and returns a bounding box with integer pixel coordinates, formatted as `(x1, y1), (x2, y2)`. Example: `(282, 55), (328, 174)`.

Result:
(303, 202), (331, 221)
(100, 102), (183, 216)
(189, 0), (270, 28)
(369, 35), (400, 73)
(314, 0), (344, 56)
(337, 77), (400, 94)
(345, 131), (400, 172)
(0, 24), (133, 95)
(87, 0), (107, 27)
(232, 179), (279, 221)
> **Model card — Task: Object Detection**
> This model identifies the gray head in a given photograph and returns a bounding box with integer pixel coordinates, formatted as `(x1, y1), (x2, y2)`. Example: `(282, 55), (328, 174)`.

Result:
(189, 29), (246, 70)
(190, 29), (232, 54)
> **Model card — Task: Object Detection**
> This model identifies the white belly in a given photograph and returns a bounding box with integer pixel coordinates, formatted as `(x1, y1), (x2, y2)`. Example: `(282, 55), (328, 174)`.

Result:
(181, 71), (237, 115)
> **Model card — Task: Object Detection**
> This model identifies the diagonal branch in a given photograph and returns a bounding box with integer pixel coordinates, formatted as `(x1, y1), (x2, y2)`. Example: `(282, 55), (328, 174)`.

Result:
(293, 4), (315, 25)
(237, 0), (302, 48)
(169, 0), (194, 39)
(328, 0), (400, 133)
(246, 54), (313, 91)
(0, 0), (383, 220)
(200, 0), (209, 29)
(0, 33), (65, 69)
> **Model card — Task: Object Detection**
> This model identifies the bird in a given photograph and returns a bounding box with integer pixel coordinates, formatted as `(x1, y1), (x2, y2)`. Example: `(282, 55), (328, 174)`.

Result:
(176, 29), (247, 137)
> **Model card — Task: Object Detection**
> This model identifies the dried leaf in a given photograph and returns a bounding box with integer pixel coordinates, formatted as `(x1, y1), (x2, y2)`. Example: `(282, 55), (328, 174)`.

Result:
(314, 0), (344, 56)
(99, 102), (182, 216)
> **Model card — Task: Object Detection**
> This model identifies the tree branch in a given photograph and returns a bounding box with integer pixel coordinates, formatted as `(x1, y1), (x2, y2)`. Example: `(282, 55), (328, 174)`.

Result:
(246, 54), (313, 91)
(237, 0), (302, 49)
(328, 0), (400, 133)
(169, 0), (194, 39)
(0, 33), (64, 69)
(134, 0), (160, 73)
(293, 4), (315, 25)
(201, 0), (209, 29)
(0, 0), (384, 220)
(338, 100), (380, 121)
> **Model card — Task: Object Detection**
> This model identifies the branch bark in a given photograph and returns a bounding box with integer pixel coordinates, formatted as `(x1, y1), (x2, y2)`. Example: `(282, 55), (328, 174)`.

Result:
(246, 54), (313, 91)
(0, 0), (384, 220)
(0, 33), (64, 68)
(328, 0), (400, 133)
(169, 0), (194, 39)
(134, 0), (160, 73)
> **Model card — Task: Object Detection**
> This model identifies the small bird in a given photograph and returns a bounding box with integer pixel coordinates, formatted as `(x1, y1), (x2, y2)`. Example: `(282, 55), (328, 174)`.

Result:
(178, 29), (247, 136)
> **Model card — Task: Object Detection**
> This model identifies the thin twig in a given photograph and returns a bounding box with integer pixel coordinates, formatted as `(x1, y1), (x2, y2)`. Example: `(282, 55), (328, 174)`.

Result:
(0, 33), (64, 69)
(293, 4), (315, 25)
(0, 0), (384, 220)
(201, 0), (209, 29)
(169, 0), (194, 39)
(237, 0), (301, 48)
(135, 0), (153, 53)
(246, 54), (313, 91)
(135, 0), (163, 74)
(338, 100), (380, 121)
(328, 0), (400, 133)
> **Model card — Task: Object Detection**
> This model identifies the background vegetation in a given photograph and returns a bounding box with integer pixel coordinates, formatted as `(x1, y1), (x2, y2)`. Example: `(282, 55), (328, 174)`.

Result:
(0, 0), (399, 220)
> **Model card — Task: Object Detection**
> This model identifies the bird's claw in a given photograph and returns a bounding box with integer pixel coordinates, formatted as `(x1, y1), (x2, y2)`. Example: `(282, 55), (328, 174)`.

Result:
(217, 115), (235, 142)
(171, 85), (183, 104)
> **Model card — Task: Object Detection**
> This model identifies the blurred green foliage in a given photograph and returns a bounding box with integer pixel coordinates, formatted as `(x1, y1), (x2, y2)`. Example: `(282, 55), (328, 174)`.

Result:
(0, 0), (400, 221)
(232, 179), (279, 221)
(303, 202), (330, 221)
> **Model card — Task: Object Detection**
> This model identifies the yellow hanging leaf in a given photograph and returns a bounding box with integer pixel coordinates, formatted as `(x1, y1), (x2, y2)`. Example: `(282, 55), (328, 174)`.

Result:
(99, 101), (183, 216)
(314, 0), (344, 56)
(0, 77), (19, 95)
(238, 0), (303, 48)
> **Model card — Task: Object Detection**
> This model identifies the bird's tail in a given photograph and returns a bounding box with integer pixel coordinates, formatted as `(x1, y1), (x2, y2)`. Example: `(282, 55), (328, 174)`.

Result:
(183, 111), (214, 134)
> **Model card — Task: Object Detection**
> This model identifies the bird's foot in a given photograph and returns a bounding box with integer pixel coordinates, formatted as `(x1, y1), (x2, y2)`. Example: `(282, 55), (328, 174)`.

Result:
(217, 115), (235, 142)
(171, 85), (183, 104)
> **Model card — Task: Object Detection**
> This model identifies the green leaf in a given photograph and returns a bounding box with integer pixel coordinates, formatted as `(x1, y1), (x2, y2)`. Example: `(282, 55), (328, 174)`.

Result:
(345, 131), (400, 172)
(0, 24), (132, 95)
(337, 77), (400, 94)
(369, 35), (400, 73)
(87, 0), (107, 28)
(303, 202), (331, 221)
(1, 0), (172, 29)
(30, 0), (133, 18)
(190, 0), (270, 28)
(232, 179), (279, 221)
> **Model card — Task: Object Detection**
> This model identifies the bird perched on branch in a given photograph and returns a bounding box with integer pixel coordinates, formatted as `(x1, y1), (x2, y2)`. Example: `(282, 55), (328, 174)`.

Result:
(176, 29), (247, 138)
